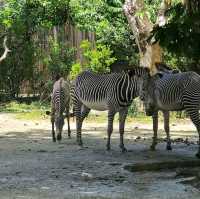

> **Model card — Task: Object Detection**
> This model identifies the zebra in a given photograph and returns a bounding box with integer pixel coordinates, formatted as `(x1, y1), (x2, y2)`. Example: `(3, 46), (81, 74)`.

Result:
(141, 68), (200, 158)
(48, 77), (71, 142)
(145, 63), (180, 151)
(72, 68), (148, 152)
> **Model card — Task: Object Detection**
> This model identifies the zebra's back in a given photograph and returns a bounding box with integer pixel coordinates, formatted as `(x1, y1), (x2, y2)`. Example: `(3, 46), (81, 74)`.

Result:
(74, 71), (128, 110)
(155, 72), (200, 110)
(52, 78), (70, 114)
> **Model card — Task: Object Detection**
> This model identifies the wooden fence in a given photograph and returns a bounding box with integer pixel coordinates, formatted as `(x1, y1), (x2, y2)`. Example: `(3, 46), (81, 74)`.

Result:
(20, 22), (96, 94)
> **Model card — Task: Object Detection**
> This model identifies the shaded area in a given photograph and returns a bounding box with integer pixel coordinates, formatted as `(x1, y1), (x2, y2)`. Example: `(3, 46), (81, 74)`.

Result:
(124, 160), (200, 172)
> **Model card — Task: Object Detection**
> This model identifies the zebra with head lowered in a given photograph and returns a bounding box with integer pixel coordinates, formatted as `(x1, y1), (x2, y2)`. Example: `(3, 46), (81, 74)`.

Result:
(72, 68), (148, 152)
(144, 63), (180, 151)
(49, 77), (71, 142)
(141, 67), (200, 158)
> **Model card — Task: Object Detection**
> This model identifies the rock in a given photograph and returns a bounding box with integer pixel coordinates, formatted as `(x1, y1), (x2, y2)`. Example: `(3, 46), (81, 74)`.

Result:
(136, 136), (141, 140)
(81, 172), (93, 181)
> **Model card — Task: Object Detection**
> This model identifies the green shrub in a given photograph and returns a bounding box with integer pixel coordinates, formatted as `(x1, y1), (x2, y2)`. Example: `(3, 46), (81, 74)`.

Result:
(44, 37), (76, 79)
(80, 40), (116, 73)
(70, 62), (82, 79)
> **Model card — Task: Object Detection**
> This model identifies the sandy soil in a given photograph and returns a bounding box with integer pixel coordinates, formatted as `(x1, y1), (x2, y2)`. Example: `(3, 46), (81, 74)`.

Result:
(0, 113), (200, 199)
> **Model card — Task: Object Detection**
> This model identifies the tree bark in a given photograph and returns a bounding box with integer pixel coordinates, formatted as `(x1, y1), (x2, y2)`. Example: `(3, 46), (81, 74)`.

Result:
(0, 36), (10, 63)
(123, 0), (171, 74)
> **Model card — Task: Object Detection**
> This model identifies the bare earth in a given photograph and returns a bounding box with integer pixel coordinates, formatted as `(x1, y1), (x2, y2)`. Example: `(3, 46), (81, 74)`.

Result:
(0, 113), (200, 199)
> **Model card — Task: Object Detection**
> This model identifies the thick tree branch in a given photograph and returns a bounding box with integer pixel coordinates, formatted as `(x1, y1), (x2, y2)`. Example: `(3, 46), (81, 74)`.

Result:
(123, 0), (171, 73)
(156, 0), (171, 27)
(123, 0), (153, 56)
(0, 36), (11, 63)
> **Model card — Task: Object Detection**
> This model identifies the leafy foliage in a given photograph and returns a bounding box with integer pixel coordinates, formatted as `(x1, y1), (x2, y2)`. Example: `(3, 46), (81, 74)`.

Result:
(151, 3), (200, 60)
(69, 0), (136, 62)
(80, 40), (116, 73)
(44, 37), (76, 79)
(70, 62), (81, 79)
(0, 0), (70, 29)
(0, 0), (71, 98)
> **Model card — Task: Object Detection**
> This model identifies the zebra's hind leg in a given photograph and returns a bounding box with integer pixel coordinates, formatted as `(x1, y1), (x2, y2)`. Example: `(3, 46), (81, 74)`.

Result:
(67, 114), (71, 138)
(119, 108), (128, 152)
(151, 112), (158, 151)
(163, 111), (172, 150)
(106, 111), (115, 151)
(186, 109), (200, 158)
(50, 105), (56, 142)
(51, 115), (56, 142)
(65, 108), (71, 138)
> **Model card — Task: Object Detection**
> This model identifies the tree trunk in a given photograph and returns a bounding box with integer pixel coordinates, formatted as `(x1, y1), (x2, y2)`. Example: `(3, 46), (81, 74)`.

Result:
(123, 0), (171, 74)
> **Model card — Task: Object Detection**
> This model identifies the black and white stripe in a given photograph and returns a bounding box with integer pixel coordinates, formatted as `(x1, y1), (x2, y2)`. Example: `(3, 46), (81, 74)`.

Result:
(72, 68), (148, 151)
(142, 70), (200, 158)
(50, 77), (71, 142)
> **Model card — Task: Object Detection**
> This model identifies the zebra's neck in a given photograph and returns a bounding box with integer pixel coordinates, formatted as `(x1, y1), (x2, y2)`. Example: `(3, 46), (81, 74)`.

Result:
(116, 73), (139, 107)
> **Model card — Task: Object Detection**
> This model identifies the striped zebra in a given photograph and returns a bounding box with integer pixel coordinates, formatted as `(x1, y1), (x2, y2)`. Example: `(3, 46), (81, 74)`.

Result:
(141, 68), (200, 158)
(146, 63), (180, 151)
(49, 77), (71, 142)
(72, 68), (148, 152)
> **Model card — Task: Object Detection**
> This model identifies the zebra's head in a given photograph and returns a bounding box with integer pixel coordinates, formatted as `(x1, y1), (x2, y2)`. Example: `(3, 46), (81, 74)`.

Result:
(140, 63), (180, 116)
(141, 72), (163, 116)
(126, 67), (150, 98)
(55, 114), (65, 140)
(155, 62), (180, 74)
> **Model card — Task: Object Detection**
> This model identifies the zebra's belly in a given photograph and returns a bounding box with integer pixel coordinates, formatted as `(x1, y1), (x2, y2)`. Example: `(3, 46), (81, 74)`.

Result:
(157, 100), (183, 111)
(81, 99), (108, 111)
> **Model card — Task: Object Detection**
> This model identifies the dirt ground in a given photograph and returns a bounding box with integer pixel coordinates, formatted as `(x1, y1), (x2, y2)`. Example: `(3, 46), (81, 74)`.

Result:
(0, 113), (200, 199)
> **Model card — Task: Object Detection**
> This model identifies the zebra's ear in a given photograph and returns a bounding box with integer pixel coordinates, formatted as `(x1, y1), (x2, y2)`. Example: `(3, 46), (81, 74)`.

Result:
(155, 62), (171, 71)
(127, 69), (135, 77)
(172, 69), (180, 74)
(46, 111), (51, 115)
(153, 72), (163, 80)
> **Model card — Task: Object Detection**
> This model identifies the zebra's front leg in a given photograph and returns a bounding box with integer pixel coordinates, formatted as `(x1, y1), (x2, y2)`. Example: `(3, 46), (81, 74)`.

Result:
(106, 111), (115, 151)
(163, 111), (172, 150)
(151, 112), (158, 151)
(119, 108), (128, 153)
(75, 104), (90, 146)
(75, 103), (83, 146)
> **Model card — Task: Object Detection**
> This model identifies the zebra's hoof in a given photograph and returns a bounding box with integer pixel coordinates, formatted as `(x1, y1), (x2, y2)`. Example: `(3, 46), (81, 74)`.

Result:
(166, 145), (172, 150)
(68, 131), (71, 139)
(106, 145), (111, 151)
(150, 145), (156, 151)
(78, 141), (83, 146)
(195, 152), (200, 159)
(121, 147), (127, 153)
(52, 138), (56, 142)
(57, 134), (62, 141)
